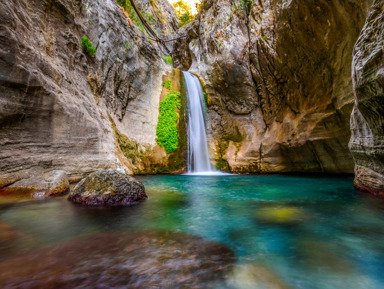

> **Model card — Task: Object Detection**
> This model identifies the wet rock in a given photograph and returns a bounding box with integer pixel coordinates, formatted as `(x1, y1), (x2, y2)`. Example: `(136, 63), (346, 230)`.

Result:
(68, 170), (147, 206)
(349, 0), (384, 196)
(0, 222), (17, 243)
(254, 206), (308, 225)
(0, 170), (69, 198)
(229, 263), (291, 289)
(0, 230), (235, 288)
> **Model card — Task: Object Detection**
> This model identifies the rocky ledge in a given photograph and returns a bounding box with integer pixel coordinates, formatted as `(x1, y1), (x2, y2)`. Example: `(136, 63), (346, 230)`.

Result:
(68, 169), (147, 206)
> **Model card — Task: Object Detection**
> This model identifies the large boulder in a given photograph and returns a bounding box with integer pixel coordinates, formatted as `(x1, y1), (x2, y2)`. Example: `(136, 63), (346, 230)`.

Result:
(68, 170), (147, 206)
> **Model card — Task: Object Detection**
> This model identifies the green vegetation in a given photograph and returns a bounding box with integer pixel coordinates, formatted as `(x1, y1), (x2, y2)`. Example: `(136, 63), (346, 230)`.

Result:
(81, 36), (96, 56)
(173, 0), (194, 26)
(162, 56), (173, 65)
(203, 92), (207, 103)
(109, 114), (141, 164)
(164, 80), (172, 90)
(125, 43), (134, 50)
(262, 35), (268, 41)
(156, 91), (181, 153)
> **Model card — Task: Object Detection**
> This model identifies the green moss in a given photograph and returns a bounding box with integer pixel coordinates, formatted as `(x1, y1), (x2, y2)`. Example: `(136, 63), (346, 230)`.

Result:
(164, 80), (172, 90)
(109, 115), (141, 163)
(203, 92), (207, 104)
(81, 36), (96, 56)
(156, 91), (181, 153)
(215, 158), (230, 171)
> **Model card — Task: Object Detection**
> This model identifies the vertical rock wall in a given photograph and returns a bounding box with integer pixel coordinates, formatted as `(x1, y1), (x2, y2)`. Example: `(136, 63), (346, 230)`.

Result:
(0, 0), (177, 186)
(350, 0), (384, 195)
(173, 0), (371, 173)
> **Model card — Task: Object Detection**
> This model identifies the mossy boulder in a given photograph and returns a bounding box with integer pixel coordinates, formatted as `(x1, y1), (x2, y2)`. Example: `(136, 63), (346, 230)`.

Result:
(68, 170), (147, 206)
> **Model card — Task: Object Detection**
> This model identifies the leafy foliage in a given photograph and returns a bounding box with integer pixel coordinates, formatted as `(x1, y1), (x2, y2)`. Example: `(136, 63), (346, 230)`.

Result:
(81, 36), (96, 56)
(164, 80), (172, 90)
(162, 56), (173, 65)
(173, 0), (194, 26)
(156, 91), (181, 153)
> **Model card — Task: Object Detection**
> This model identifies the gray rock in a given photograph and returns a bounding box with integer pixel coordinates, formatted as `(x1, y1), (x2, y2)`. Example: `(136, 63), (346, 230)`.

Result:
(68, 169), (147, 206)
(349, 0), (384, 195)
(173, 0), (371, 173)
(0, 0), (171, 186)
(0, 170), (69, 198)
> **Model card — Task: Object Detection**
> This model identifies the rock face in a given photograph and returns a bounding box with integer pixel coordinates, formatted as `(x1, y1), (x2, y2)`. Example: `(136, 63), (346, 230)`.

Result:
(350, 0), (384, 196)
(0, 231), (235, 288)
(0, 170), (69, 198)
(173, 0), (371, 173)
(0, 0), (178, 188)
(68, 170), (147, 206)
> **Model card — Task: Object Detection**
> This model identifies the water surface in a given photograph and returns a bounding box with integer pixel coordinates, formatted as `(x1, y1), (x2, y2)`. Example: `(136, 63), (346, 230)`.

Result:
(1, 175), (384, 288)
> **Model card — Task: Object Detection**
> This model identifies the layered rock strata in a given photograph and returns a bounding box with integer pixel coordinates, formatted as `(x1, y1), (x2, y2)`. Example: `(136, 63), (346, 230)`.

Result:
(173, 0), (371, 173)
(0, 0), (178, 187)
(350, 0), (384, 195)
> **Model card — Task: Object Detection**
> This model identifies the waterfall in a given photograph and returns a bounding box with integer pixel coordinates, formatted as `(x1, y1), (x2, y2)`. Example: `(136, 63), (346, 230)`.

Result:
(183, 71), (214, 174)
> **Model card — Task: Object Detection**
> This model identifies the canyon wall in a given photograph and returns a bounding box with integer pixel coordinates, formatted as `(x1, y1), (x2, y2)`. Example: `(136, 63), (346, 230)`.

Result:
(173, 0), (371, 173)
(350, 0), (384, 195)
(0, 0), (178, 187)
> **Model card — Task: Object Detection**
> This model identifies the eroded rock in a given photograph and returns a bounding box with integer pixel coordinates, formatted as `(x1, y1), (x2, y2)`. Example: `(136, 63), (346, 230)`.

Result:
(0, 0), (175, 184)
(0, 231), (235, 288)
(68, 170), (147, 206)
(349, 0), (384, 196)
(0, 170), (69, 198)
(173, 0), (371, 173)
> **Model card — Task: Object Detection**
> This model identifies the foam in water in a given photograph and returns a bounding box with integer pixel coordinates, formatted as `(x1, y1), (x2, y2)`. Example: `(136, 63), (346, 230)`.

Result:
(183, 71), (214, 174)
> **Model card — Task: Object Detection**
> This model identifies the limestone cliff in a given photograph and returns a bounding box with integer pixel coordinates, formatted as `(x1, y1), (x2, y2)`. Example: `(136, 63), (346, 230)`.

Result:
(0, 0), (179, 187)
(173, 0), (371, 173)
(350, 0), (384, 195)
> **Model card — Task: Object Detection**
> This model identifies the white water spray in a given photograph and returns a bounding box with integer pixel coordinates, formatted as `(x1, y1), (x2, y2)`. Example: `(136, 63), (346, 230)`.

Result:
(183, 71), (214, 174)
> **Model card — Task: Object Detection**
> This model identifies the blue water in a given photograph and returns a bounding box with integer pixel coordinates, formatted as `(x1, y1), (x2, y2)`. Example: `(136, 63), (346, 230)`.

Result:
(1, 175), (384, 288)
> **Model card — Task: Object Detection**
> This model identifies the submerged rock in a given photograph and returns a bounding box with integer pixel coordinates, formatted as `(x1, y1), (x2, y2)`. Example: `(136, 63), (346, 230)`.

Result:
(0, 170), (69, 198)
(68, 170), (147, 206)
(0, 222), (17, 243)
(0, 230), (235, 288)
(255, 206), (308, 225)
(229, 263), (291, 289)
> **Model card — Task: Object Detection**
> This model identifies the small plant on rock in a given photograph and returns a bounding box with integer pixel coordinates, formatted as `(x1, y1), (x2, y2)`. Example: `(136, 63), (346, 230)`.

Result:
(81, 36), (96, 56)
(162, 56), (173, 65)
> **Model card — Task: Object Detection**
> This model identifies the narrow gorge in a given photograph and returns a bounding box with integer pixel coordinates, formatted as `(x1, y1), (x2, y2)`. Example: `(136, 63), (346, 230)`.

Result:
(1, 0), (384, 287)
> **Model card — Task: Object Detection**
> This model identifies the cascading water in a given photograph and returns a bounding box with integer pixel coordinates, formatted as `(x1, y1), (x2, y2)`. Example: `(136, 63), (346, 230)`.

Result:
(183, 71), (214, 174)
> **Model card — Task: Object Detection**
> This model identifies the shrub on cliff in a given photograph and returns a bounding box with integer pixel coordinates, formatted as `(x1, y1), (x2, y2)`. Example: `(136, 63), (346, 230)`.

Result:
(81, 36), (96, 56)
(156, 91), (181, 153)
